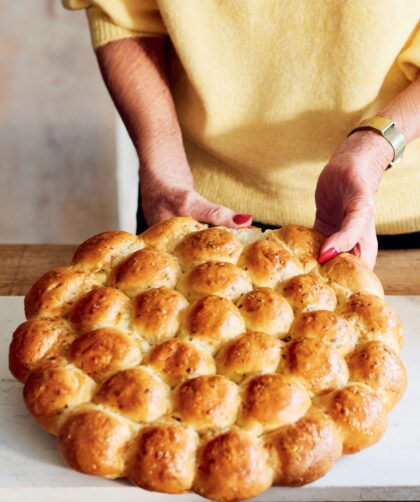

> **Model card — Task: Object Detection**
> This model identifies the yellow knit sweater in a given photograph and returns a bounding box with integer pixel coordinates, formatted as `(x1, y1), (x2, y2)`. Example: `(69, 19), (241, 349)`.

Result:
(64, 0), (420, 234)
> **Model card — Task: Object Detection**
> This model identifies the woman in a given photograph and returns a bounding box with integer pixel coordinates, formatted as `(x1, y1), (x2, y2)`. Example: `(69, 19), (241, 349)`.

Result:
(64, 0), (420, 268)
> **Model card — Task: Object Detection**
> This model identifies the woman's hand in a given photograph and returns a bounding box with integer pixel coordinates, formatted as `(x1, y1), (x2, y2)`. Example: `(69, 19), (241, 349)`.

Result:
(139, 164), (252, 228)
(314, 130), (393, 268)
(97, 37), (252, 229)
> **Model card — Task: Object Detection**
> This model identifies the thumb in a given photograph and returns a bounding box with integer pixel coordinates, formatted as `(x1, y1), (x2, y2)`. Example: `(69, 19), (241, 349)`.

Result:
(185, 192), (252, 228)
(319, 197), (374, 264)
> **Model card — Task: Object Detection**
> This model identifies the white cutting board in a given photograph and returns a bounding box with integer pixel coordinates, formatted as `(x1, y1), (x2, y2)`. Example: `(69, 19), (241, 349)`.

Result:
(0, 296), (419, 502)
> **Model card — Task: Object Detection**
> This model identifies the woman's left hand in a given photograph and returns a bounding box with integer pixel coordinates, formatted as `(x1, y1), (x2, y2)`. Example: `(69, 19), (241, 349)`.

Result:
(314, 130), (394, 269)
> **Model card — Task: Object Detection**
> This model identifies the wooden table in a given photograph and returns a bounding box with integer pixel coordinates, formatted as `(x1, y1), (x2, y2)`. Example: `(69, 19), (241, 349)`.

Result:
(0, 244), (419, 296)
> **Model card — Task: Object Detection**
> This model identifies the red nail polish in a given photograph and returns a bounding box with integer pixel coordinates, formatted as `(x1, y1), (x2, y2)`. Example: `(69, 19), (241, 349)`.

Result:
(233, 214), (252, 224)
(318, 247), (340, 264)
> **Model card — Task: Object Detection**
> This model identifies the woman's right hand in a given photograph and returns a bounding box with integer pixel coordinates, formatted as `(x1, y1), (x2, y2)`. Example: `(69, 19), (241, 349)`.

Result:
(139, 167), (253, 228)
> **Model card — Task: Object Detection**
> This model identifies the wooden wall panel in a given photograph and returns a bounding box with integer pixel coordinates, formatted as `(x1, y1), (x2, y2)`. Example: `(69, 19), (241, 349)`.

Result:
(0, 0), (119, 243)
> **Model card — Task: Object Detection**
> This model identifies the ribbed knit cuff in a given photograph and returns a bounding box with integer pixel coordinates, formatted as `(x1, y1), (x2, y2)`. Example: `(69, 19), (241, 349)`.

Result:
(86, 6), (165, 49)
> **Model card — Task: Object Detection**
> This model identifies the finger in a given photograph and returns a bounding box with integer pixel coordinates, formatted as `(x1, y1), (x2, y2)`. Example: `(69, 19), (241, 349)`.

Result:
(182, 192), (253, 227)
(318, 198), (374, 261)
(356, 221), (378, 269)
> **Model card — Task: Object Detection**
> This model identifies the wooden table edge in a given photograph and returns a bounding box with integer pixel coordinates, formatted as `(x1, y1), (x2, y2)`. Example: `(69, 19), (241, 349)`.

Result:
(0, 245), (419, 296)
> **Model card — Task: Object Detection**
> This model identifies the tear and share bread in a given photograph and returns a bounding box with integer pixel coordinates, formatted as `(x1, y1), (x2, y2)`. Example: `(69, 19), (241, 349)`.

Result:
(9, 217), (406, 501)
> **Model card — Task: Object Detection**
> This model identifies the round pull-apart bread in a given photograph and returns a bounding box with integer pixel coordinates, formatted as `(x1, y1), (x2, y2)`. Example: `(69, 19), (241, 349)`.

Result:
(8, 217), (407, 501)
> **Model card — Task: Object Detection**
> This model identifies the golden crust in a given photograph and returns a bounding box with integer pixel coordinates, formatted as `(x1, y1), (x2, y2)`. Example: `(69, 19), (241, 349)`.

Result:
(139, 216), (206, 252)
(128, 423), (198, 493)
(23, 362), (95, 434)
(8, 218), (407, 501)
(194, 428), (273, 501)
(109, 247), (180, 297)
(145, 339), (216, 387)
(285, 337), (349, 396)
(9, 317), (75, 383)
(282, 274), (337, 314)
(265, 406), (342, 486)
(175, 227), (242, 269)
(177, 260), (252, 302)
(72, 231), (144, 273)
(238, 374), (311, 434)
(24, 267), (101, 319)
(289, 310), (358, 355)
(339, 291), (403, 353)
(131, 287), (188, 344)
(69, 287), (131, 334)
(315, 382), (388, 453)
(236, 287), (293, 337)
(320, 253), (384, 300)
(69, 327), (143, 382)
(93, 367), (170, 422)
(239, 239), (303, 288)
(174, 375), (240, 432)
(266, 225), (326, 271)
(58, 406), (132, 478)
(215, 331), (283, 383)
(180, 295), (245, 352)
(347, 341), (407, 411)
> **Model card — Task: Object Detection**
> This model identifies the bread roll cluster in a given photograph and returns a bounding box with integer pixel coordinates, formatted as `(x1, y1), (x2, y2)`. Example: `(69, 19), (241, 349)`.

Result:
(8, 217), (406, 501)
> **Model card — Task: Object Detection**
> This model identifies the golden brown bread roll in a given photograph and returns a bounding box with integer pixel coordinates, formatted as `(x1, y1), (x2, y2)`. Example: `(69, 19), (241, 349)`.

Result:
(215, 331), (283, 383)
(108, 247), (180, 297)
(194, 428), (273, 501)
(239, 239), (303, 288)
(174, 226), (242, 269)
(314, 382), (388, 453)
(289, 310), (358, 355)
(9, 317), (75, 382)
(131, 287), (188, 344)
(69, 287), (131, 334)
(266, 224), (326, 271)
(265, 406), (342, 486)
(58, 404), (134, 478)
(69, 327), (143, 382)
(284, 337), (349, 395)
(139, 216), (206, 252)
(173, 375), (240, 432)
(145, 338), (216, 387)
(320, 252), (384, 300)
(237, 373), (311, 434)
(179, 294), (245, 352)
(177, 260), (252, 301)
(128, 421), (198, 493)
(72, 230), (144, 273)
(347, 341), (407, 411)
(8, 217), (406, 501)
(339, 291), (403, 353)
(24, 267), (102, 319)
(23, 361), (95, 434)
(281, 273), (337, 313)
(236, 287), (293, 337)
(93, 366), (170, 422)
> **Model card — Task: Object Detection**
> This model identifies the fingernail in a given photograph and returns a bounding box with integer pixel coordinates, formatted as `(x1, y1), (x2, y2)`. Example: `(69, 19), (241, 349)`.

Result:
(233, 214), (252, 224)
(318, 247), (340, 264)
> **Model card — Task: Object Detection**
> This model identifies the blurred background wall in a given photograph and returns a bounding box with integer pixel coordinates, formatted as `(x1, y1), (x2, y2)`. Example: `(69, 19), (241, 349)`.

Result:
(0, 0), (126, 243)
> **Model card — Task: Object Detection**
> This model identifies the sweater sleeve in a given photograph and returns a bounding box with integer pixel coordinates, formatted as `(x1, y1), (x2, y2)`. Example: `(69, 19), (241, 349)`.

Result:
(398, 22), (420, 81)
(62, 0), (167, 49)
